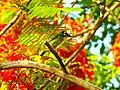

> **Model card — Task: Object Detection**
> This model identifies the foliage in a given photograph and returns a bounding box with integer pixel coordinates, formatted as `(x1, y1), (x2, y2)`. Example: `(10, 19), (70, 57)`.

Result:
(0, 0), (120, 90)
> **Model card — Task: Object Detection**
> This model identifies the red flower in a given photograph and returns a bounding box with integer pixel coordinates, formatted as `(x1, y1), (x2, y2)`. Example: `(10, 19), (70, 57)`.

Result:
(26, 83), (34, 90)
(2, 0), (8, 2)
(6, 53), (30, 61)
(5, 35), (17, 44)
(9, 82), (17, 90)
(0, 69), (16, 82)
(58, 43), (94, 82)
(114, 58), (120, 67)
(0, 44), (8, 53)
(0, 47), (5, 52)
(58, 48), (72, 58)
(0, 24), (7, 31)
(111, 32), (120, 67)
(7, 72), (34, 90)
(53, 20), (58, 25)
(19, 84), (27, 90)
(64, 17), (84, 33)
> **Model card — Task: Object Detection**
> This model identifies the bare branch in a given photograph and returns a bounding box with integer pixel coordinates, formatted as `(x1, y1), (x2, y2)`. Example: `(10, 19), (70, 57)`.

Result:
(0, 61), (102, 90)
(45, 41), (68, 74)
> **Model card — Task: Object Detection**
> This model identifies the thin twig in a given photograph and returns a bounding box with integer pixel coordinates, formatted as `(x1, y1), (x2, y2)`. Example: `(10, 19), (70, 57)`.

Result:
(0, 61), (102, 90)
(45, 41), (68, 74)
(99, 1), (120, 20)
(96, 1), (120, 25)
(72, 28), (91, 37)
(105, 6), (120, 25)
(39, 74), (55, 89)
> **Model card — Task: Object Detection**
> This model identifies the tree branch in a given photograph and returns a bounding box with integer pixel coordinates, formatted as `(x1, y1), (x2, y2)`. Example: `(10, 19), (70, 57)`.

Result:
(71, 28), (91, 37)
(64, 1), (120, 66)
(39, 1), (77, 88)
(45, 41), (68, 74)
(96, 1), (120, 24)
(105, 6), (120, 25)
(0, 10), (22, 35)
(39, 2), (120, 89)
(0, 0), (32, 36)
(65, 17), (103, 66)
(0, 61), (102, 90)
(101, 1), (120, 19)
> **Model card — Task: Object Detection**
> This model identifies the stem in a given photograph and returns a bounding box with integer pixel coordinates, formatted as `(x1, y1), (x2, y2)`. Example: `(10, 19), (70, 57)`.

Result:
(0, 61), (102, 90)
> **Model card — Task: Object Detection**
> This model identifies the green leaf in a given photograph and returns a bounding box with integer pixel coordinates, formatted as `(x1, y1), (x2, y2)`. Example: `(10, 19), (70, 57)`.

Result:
(79, 0), (89, 6)
(61, 8), (83, 13)
(102, 55), (111, 63)
(91, 6), (100, 19)
(92, 35), (99, 42)
(0, 9), (15, 23)
(28, 6), (84, 19)
(87, 55), (98, 61)
(43, 82), (59, 90)
(46, 59), (60, 68)
(19, 33), (39, 44)
(100, 44), (105, 54)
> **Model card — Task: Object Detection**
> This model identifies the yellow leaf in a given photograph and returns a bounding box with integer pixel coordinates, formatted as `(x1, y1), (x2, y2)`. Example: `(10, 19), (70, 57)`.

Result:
(30, 55), (42, 63)
(0, 82), (8, 90)
(116, 67), (120, 74)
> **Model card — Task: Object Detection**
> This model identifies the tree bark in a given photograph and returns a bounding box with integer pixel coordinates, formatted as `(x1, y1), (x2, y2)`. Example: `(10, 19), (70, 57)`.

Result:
(0, 61), (101, 90)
